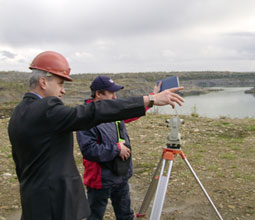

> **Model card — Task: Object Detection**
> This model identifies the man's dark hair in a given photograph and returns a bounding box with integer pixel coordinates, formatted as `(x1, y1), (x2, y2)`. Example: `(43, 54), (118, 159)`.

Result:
(91, 88), (106, 98)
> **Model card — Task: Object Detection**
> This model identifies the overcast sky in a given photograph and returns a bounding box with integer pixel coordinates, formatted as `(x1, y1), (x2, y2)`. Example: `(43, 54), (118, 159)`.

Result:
(0, 0), (254, 74)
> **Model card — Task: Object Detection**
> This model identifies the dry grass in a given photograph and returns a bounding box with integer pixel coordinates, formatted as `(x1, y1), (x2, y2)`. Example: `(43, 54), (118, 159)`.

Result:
(1, 114), (255, 219)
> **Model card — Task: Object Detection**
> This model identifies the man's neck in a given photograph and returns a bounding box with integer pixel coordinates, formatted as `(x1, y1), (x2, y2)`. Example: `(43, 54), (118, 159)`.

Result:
(30, 89), (44, 98)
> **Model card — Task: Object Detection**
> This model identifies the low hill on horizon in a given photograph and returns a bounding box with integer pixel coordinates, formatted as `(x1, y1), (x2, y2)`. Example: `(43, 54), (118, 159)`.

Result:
(0, 71), (254, 108)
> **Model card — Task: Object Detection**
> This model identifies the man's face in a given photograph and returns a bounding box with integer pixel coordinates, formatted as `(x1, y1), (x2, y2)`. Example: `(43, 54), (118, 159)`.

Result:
(96, 90), (117, 100)
(44, 75), (66, 98)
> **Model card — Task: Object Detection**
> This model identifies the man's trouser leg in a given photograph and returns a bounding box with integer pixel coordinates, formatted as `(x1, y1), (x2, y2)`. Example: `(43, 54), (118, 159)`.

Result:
(86, 187), (110, 220)
(111, 182), (134, 220)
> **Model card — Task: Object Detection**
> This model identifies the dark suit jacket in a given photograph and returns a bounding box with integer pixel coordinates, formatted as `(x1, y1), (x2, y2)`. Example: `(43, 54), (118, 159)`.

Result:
(8, 93), (145, 220)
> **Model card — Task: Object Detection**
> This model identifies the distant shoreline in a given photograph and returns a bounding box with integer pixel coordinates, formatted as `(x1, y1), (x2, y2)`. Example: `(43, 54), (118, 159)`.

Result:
(0, 71), (255, 106)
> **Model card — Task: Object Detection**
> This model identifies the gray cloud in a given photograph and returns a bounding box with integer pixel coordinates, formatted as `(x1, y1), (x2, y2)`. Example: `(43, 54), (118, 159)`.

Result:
(0, 0), (254, 73)
(0, 50), (17, 59)
(219, 31), (255, 60)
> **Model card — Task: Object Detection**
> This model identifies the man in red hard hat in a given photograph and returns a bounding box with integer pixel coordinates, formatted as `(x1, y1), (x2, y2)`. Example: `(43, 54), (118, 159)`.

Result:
(8, 51), (184, 220)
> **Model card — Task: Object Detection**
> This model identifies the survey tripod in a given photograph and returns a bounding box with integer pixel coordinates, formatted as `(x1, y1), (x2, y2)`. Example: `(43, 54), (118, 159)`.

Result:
(135, 116), (224, 220)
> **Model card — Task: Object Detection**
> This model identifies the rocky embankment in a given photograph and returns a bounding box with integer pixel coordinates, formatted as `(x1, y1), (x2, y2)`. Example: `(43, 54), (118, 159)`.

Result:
(244, 87), (255, 94)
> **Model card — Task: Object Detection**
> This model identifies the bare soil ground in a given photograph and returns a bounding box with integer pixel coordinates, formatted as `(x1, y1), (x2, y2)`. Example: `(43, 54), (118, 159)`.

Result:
(1, 114), (255, 220)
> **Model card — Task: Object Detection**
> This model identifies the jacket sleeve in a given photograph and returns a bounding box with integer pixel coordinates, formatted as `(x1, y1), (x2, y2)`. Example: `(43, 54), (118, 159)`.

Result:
(76, 128), (121, 162)
(124, 106), (150, 123)
(45, 96), (145, 133)
(123, 92), (154, 123)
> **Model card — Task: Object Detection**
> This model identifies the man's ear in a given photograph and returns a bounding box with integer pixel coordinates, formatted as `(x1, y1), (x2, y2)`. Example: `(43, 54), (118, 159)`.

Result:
(95, 90), (101, 99)
(39, 77), (47, 90)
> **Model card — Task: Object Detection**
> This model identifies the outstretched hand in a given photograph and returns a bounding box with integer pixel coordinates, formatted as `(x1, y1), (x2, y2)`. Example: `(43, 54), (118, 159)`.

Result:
(145, 87), (184, 109)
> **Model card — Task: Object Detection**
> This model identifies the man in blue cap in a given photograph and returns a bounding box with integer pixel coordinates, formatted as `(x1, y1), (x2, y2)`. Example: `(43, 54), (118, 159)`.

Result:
(77, 76), (158, 220)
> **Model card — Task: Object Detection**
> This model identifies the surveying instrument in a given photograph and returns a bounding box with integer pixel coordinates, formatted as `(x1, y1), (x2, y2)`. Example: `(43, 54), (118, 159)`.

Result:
(135, 115), (224, 220)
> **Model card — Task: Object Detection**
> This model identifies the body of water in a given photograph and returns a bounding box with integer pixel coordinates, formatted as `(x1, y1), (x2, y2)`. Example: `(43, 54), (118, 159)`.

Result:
(151, 87), (255, 119)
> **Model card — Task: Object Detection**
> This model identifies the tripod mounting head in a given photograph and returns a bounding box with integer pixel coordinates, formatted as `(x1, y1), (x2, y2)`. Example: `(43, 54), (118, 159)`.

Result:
(166, 115), (184, 148)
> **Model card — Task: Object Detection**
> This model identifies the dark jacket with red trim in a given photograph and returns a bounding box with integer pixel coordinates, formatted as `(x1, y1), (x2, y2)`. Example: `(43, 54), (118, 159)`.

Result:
(76, 99), (135, 189)
(77, 99), (151, 189)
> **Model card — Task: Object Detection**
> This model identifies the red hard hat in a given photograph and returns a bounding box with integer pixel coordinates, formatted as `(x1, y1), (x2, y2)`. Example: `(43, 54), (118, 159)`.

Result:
(29, 51), (72, 81)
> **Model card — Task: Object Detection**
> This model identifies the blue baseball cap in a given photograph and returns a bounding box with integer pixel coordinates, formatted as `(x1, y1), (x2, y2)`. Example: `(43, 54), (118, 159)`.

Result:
(90, 76), (124, 92)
